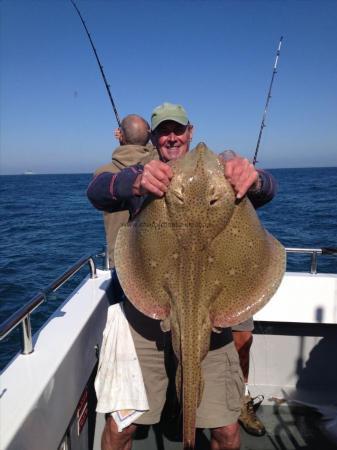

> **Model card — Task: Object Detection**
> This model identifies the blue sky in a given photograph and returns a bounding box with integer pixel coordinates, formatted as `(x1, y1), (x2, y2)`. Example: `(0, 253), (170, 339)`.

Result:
(1, 0), (336, 174)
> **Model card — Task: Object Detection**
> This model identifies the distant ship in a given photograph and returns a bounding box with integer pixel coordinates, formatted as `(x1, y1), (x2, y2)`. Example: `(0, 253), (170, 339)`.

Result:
(23, 171), (35, 175)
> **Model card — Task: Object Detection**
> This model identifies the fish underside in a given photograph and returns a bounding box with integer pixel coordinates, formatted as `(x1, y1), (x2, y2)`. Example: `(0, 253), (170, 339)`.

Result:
(115, 143), (286, 449)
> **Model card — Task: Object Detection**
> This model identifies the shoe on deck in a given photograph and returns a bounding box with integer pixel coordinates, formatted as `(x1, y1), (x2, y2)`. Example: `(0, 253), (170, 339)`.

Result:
(238, 394), (266, 436)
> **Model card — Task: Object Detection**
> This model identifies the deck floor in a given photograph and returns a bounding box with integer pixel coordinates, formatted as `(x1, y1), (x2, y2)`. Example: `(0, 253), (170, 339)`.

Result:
(94, 404), (337, 450)
(131, 405), (337, 450)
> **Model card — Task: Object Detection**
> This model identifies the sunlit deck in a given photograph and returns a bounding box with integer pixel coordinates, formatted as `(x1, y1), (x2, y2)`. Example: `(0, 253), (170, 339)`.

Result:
(93, 404), (337, 450)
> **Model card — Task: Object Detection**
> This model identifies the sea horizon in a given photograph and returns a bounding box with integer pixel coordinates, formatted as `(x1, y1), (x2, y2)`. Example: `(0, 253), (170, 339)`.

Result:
(1, 165), (337, 177)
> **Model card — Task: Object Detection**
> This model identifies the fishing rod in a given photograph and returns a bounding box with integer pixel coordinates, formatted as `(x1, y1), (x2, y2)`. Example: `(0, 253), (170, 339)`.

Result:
(70, 0), (121, 127)
(252, 36), (283, 166)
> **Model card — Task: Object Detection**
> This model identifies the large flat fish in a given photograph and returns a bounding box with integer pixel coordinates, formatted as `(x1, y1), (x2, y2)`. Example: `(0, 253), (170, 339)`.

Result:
(115, 142), (286, 449)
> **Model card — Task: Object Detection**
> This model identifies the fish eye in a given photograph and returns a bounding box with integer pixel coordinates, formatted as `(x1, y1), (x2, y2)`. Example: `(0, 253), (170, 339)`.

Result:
(210, 198), (218, 206)
(172, 191), (184, 203)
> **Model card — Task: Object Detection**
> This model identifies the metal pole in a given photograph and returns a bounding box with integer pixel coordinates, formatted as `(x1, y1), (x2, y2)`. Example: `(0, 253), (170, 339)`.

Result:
(88, 257), (97, 279)
(252, 36), (283, 166)
(70, 0), (121, 127)
(310, 252), (318, 274)
(21, 314), (33, 354)
(104, 245), (110, 270)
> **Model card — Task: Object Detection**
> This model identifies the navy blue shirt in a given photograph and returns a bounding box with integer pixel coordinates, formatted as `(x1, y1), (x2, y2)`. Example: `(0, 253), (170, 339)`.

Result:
(87, 164), (277, 217)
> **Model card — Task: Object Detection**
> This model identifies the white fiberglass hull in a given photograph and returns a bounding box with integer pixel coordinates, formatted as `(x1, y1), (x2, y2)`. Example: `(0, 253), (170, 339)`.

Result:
(1, 270), (337, 450)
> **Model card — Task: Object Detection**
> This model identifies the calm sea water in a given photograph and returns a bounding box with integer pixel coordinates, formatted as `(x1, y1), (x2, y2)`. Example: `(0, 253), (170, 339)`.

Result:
(1, 168), (336, 369)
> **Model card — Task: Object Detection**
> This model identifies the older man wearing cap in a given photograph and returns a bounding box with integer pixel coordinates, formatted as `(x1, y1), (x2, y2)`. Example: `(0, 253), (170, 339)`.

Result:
(87, 103), (276, 450)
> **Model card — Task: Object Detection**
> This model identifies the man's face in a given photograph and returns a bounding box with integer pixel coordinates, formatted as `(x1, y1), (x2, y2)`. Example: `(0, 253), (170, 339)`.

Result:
(152, 120), (194, 162)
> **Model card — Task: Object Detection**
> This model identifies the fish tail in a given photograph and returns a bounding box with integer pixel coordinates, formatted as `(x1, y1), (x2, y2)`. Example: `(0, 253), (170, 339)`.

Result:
(182, 380), (198, 449)
(181, 339), (203, 450)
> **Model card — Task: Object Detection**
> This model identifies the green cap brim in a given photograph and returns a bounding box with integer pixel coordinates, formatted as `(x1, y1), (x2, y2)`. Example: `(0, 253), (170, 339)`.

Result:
(151, 103), (189, 131)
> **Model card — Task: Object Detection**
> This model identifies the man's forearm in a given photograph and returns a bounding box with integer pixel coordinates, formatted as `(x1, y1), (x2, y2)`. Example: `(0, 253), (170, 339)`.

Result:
(87, 164), (276, 214)
(247, 169), (277, 209)
(87, 165), (143, 212)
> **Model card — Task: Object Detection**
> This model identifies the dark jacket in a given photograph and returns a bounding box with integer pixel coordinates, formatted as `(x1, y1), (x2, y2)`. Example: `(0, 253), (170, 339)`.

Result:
(93, 144), (159, 266)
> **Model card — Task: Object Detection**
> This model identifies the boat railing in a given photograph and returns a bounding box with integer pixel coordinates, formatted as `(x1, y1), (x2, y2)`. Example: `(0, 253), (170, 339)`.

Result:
(286, 246), (337, 275)
(0, 246), (336, 357)
(0, 254), (98, 355)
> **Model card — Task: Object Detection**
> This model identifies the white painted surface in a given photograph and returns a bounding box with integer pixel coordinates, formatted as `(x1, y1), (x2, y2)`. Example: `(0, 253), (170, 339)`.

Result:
(250, 334), (322, 395)
(0, 269), (111, 450)
(1, 269), (337, 449)
(255, 272), (337, 324)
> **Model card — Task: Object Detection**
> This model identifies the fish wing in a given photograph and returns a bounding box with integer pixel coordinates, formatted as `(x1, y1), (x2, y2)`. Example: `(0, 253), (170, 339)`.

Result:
(209, 196), (286, 327)
(114, 197), (176, 320)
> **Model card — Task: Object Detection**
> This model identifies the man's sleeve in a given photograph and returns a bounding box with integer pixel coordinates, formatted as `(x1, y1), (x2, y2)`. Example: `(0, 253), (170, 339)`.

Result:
(87, 165), (143, 212)
(247, 169), (277, 209)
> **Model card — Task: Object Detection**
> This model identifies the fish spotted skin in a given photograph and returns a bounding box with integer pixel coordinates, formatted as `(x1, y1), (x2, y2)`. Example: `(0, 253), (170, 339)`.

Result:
(166, 144), (235, 447)
(115, 142), (286, 449)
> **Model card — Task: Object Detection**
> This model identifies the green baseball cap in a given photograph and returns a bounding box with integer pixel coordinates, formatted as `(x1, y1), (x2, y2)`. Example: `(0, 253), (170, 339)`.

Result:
(151, 102), (189, 131)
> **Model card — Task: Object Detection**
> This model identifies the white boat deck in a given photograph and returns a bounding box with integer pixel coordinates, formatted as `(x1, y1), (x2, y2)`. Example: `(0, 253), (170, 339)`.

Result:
(0, 270), (111, 450)
(1, 269), (337, 450)
(93, 404), (337, 450)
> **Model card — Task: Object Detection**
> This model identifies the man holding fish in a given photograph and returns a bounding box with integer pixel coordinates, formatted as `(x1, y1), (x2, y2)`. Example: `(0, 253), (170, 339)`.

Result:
(88, 103), (278, 449)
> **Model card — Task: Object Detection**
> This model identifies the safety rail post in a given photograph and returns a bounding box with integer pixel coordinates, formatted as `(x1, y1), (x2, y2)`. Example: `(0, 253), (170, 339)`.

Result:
(285, 247), (323, 274)
(310, 251), (318, 275)
(22, 314), (33, 355)
(88, 257), (97, 278)
(103, 245), (110, 270)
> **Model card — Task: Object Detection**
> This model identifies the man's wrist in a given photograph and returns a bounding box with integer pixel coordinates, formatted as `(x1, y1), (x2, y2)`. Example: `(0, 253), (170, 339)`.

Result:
(113, 165), (144, 200)
(132, 174), (143, 196)
(249, 172), (263, 194)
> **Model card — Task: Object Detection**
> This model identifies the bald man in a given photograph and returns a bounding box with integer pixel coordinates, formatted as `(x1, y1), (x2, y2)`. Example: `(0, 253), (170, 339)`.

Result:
(92, 114), (159, 268)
